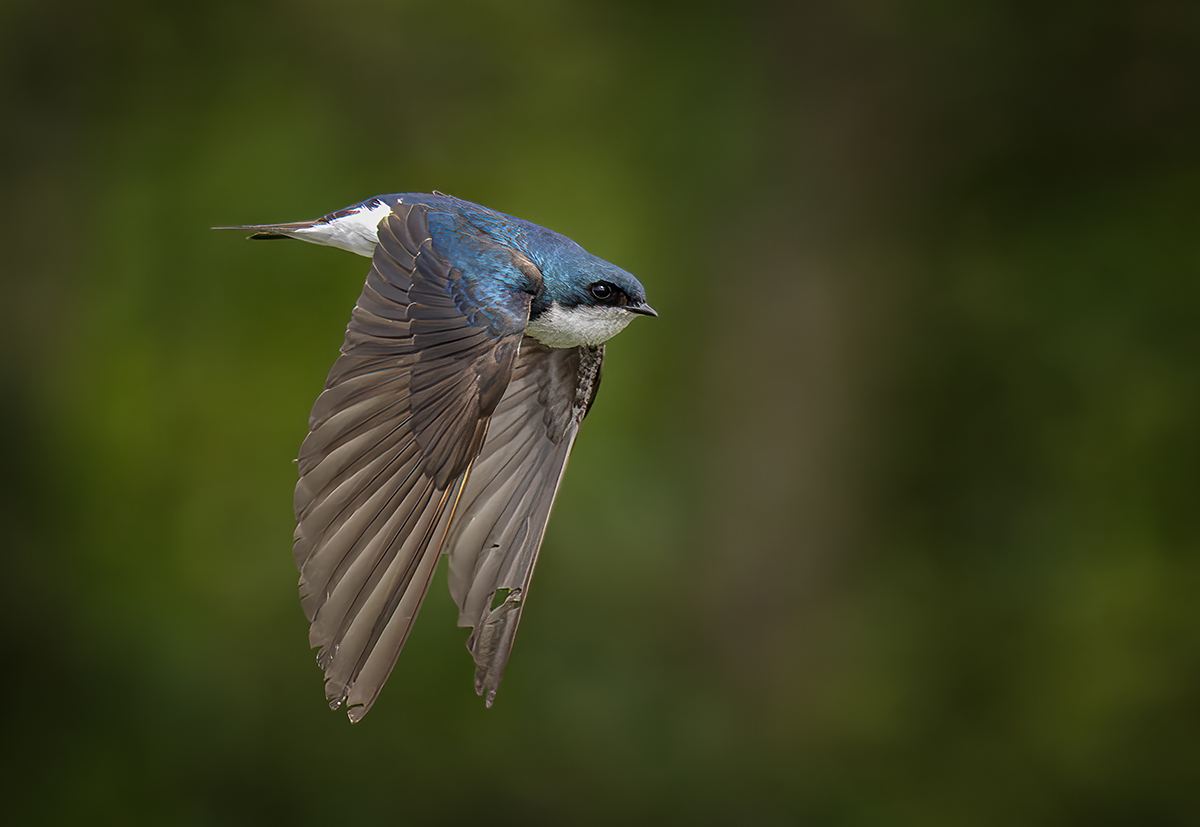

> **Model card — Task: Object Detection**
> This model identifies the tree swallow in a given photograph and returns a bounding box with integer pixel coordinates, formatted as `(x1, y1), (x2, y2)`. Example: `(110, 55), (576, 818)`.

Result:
(217, 193), (655, 721)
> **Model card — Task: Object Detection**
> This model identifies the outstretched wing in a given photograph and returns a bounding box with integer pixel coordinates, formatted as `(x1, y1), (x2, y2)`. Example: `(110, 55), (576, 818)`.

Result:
(442, 340), (604, 706)
(292, 205), (533, 721)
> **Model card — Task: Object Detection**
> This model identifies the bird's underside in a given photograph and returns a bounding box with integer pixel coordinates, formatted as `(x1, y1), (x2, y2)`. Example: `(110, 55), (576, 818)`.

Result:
(290, 205), (603, 721)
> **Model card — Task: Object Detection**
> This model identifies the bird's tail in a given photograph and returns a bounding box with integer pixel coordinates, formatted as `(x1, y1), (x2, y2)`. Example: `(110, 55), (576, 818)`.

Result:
(210, 221), (320, 240)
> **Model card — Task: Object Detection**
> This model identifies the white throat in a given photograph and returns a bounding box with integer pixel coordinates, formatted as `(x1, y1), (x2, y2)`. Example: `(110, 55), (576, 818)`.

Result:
(525, 302), (635, 348)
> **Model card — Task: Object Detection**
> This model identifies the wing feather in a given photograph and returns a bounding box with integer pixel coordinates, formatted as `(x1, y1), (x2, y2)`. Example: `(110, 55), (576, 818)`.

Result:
(293, 205), (531, 720)
(442, 340), (605, 705)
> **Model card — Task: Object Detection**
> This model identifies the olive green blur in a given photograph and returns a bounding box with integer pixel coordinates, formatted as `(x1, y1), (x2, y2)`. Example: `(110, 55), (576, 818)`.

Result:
(4, 1), (1198, 824)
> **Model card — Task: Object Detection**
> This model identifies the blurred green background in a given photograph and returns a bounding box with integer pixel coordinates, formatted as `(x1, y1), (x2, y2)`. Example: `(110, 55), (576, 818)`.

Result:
(4, 1), (1198, 824)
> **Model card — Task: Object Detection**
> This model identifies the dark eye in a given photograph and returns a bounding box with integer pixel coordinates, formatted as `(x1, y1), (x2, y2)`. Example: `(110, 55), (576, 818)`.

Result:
(590, 281), (620, 303)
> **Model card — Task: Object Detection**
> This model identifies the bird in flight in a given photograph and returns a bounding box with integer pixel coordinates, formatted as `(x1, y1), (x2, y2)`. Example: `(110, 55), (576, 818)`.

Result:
(217, 193), (655, 721)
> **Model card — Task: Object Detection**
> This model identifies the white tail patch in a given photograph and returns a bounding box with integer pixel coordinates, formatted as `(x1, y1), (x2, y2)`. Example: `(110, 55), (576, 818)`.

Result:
(291, 200), (396, 258)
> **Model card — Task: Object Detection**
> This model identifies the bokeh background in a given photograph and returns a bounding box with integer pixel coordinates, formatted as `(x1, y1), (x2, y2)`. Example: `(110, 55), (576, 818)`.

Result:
(4, 1), (1198, 824)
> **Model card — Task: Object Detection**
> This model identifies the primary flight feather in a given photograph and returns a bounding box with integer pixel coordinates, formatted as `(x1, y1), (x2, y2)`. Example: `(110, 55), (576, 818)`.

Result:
(217, 193), (654, 721)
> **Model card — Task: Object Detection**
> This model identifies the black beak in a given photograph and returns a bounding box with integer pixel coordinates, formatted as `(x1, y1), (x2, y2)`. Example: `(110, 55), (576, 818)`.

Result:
(628, 302), (658, 317)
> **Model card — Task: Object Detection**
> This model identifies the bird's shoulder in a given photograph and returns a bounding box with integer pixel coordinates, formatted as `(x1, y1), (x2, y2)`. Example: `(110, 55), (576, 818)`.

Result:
(389, 198), (547, 319)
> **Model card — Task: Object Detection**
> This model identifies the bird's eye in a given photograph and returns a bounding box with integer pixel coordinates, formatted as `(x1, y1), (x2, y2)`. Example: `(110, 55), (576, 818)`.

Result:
(590, 281), (620, 303)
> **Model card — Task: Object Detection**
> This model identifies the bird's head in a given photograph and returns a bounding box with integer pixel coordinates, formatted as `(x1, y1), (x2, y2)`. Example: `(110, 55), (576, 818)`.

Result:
(524, 240), (656, 349)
